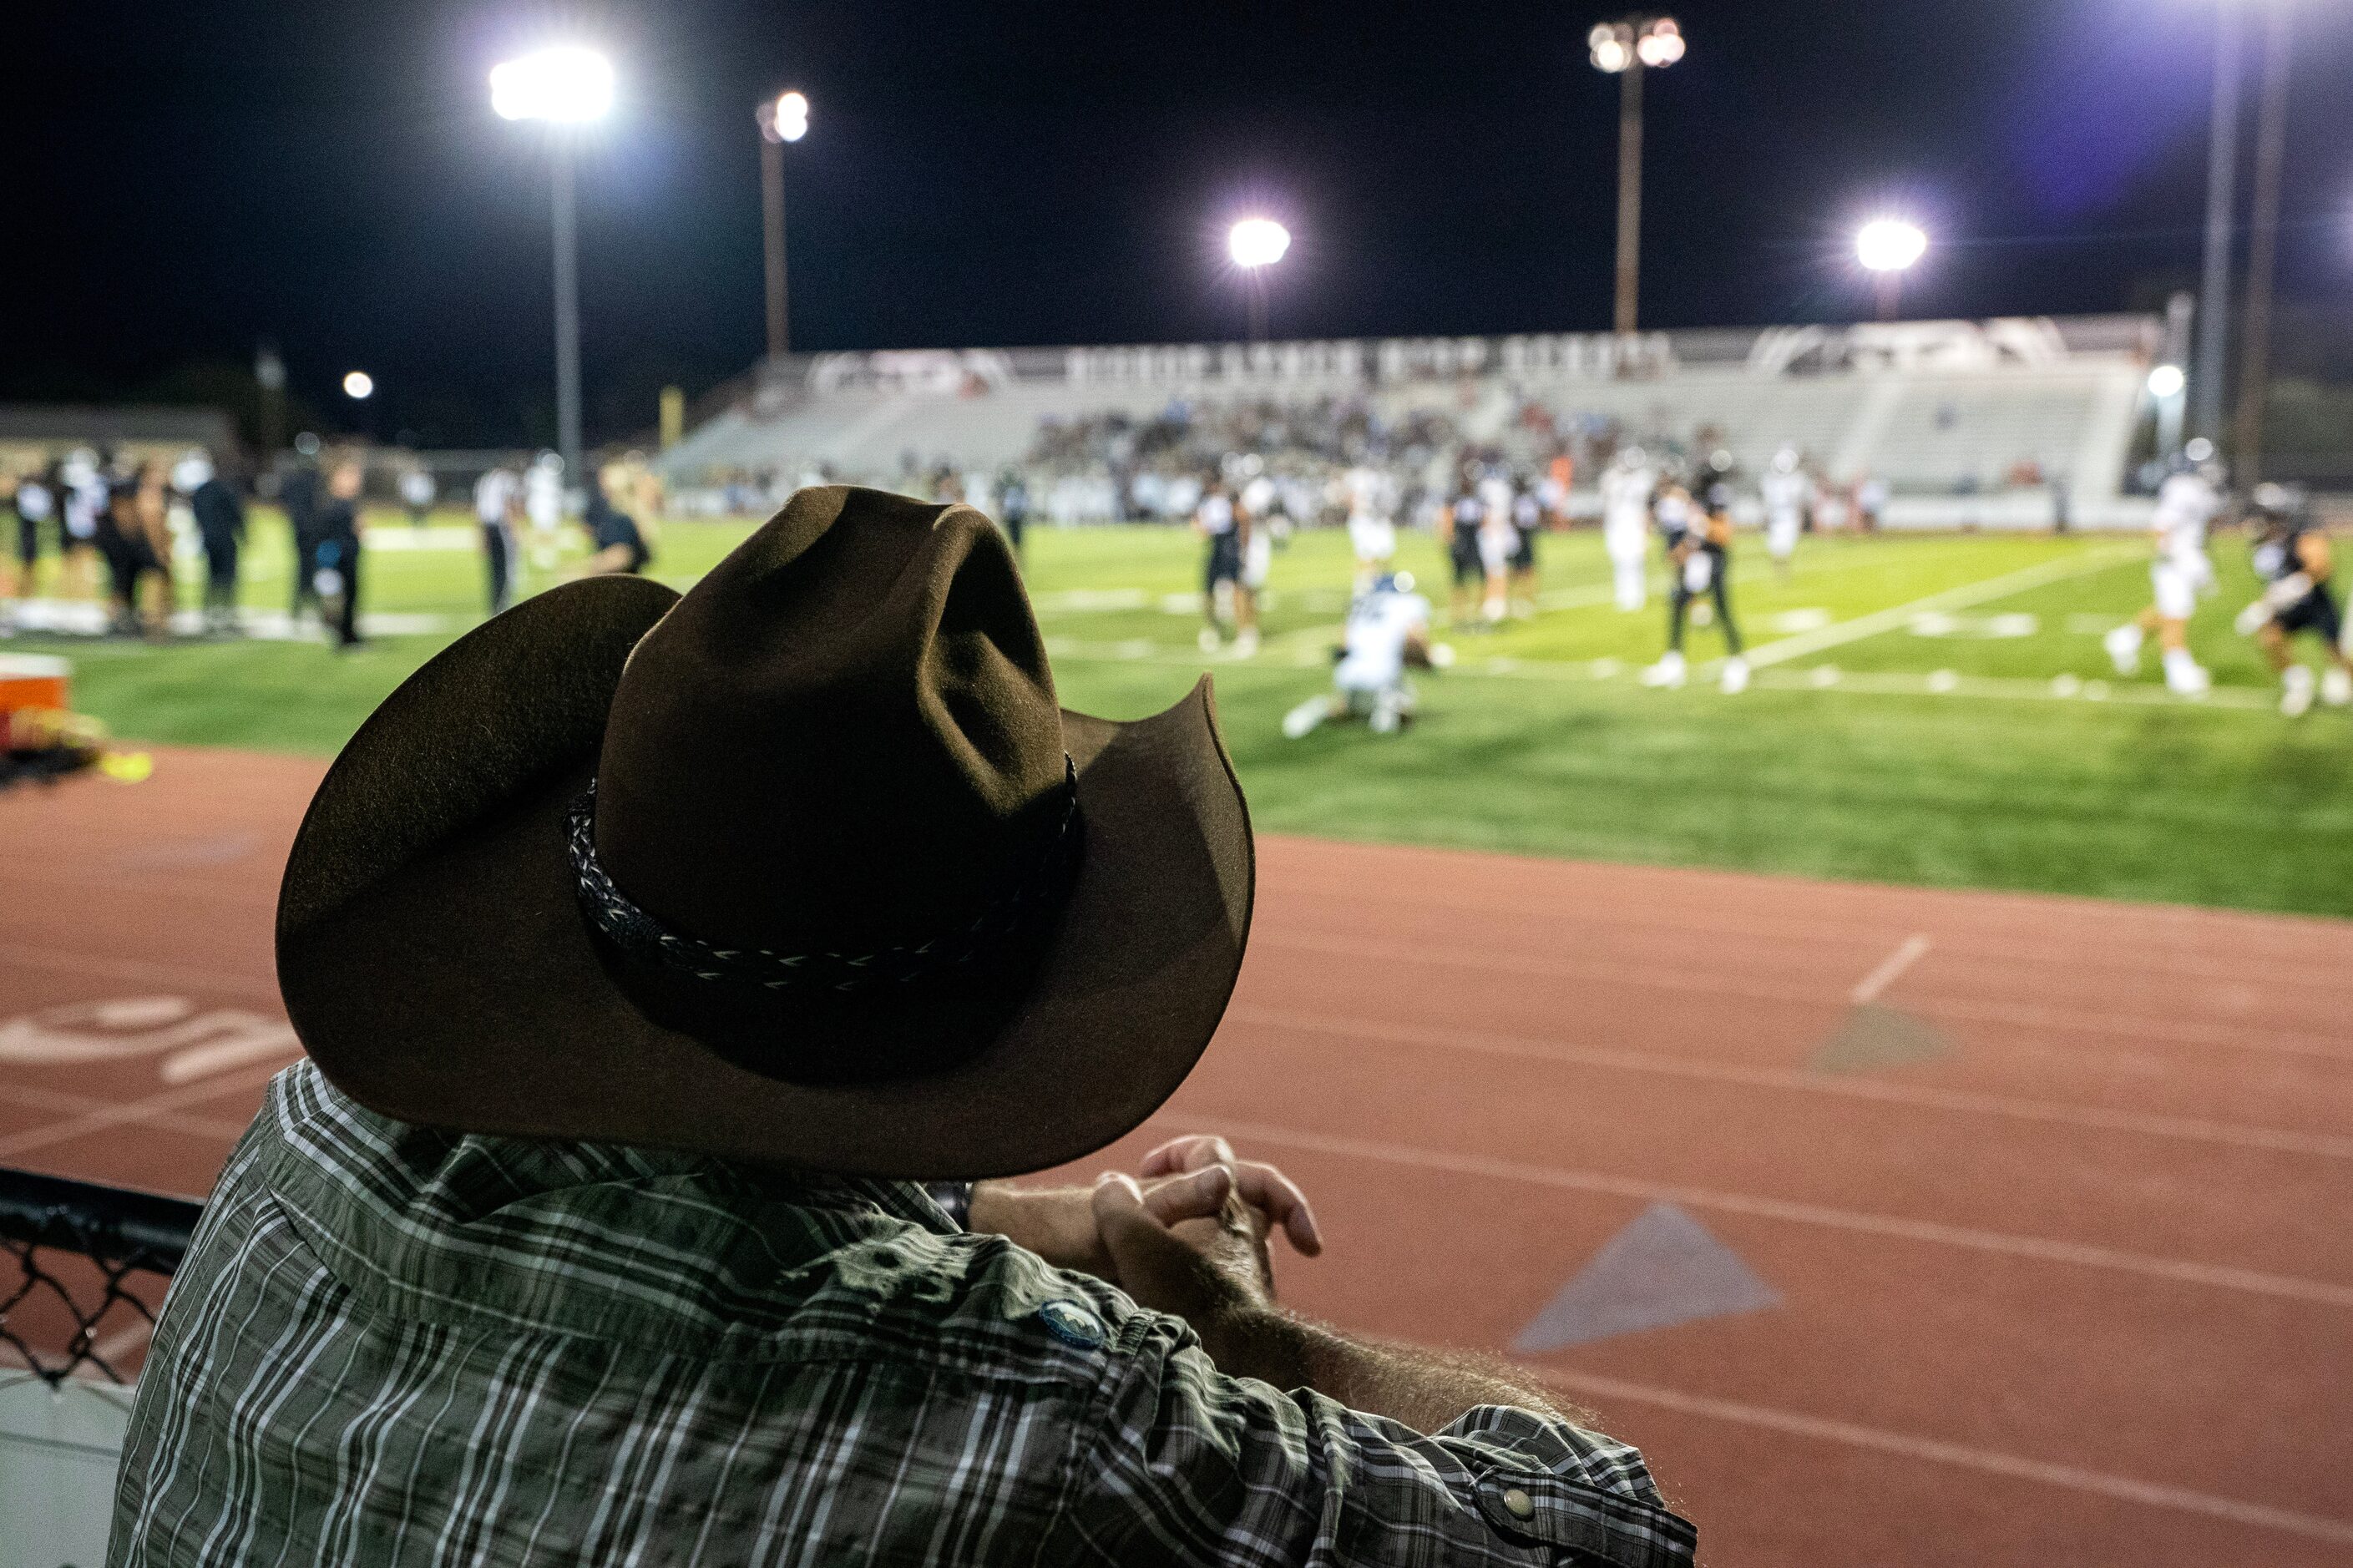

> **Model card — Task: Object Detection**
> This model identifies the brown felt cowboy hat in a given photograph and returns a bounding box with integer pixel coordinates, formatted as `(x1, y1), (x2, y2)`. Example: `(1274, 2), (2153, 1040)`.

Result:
(276, 486), (1252, 1178)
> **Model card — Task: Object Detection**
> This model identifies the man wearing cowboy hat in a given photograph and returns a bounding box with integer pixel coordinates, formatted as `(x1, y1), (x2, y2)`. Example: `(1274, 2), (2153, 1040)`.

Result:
(111, 488), (1693, 1567)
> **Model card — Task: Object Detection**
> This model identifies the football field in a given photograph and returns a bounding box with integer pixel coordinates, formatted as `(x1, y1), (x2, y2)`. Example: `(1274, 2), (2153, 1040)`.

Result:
(13, 508), (2353, 917)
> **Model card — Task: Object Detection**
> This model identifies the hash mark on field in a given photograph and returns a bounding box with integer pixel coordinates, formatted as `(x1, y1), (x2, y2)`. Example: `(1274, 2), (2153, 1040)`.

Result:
(1742, 546), (2138, 669)
(1853, 934), (1931, 1004)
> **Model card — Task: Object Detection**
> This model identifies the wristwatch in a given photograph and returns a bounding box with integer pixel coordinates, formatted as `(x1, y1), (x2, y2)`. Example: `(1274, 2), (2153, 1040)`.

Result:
(923, 1180), (974, 1231)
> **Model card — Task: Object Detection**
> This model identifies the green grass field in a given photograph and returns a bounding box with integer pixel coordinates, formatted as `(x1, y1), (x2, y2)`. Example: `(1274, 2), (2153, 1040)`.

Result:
(13, 508), (2353, 918)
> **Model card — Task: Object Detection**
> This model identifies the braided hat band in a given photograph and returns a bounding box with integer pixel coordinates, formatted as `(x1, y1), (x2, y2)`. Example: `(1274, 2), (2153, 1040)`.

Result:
(565, 756), (1084, 995)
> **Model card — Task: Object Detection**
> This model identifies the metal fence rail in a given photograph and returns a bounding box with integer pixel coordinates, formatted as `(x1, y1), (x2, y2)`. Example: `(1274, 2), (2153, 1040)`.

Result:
(0, 1168), (201, 1388)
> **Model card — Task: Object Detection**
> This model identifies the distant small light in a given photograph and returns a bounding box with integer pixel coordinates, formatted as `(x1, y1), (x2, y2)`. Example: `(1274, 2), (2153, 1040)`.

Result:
(1229, 218), (1291, 269)
(342, 372), (375, 400)
(2146, 364), (2185, 399)
(2184, 436), (2216, 463)
(1856, 218), (1928, 273)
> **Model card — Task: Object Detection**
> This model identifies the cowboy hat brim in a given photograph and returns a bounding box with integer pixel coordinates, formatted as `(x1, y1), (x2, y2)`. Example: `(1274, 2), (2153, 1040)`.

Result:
(276, 575), (1253, 1179)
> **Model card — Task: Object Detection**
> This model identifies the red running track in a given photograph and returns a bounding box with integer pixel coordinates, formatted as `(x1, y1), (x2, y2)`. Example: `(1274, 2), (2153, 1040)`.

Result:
(3, 746), (2350, 1565)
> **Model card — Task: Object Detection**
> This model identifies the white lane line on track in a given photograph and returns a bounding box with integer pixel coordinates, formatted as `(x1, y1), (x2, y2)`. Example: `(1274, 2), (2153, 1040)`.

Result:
(1268, 882), (2353, 996)
(1225, 1006), (2353, 1161)
(0, 1084), (250, 1144)
(1851, 933), (1931, 1004)
(1196, 1117), (2353, 1309)
(0, 942), (281, 1004)
(1738, 546), (2139, 669)
(1255, 928), (2353, 1066)
(0, 1061), (284, 1164)
(1542, 1368), (2353, 1548)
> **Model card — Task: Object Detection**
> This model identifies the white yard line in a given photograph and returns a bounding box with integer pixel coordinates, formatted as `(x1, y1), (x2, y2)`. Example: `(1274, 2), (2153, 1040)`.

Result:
(1852, 933), (1932, 1005)
(1045, 637), (2282, 712)
(1738, 545), (2139, 669)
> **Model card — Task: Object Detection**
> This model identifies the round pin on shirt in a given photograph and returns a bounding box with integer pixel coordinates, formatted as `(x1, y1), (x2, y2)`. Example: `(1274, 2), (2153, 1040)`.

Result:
(1035, 1299), (1106, 1349)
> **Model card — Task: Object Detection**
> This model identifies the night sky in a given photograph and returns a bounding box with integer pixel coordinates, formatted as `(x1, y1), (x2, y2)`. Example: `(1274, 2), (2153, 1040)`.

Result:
(13, 1), (2352, 447)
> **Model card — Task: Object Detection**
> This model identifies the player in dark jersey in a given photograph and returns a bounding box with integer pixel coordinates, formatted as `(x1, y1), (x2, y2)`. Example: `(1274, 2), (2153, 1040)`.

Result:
(1507, 479), (1542, 617)
(1440, 470), (1485, 629)
(579, 466), (654, 578)
(1645, 458), (1748, 692)
(2235, 484), (2351, 716)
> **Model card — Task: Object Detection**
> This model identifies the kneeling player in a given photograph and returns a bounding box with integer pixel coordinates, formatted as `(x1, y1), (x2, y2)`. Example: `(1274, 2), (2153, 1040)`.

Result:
(1283, 571), (1450, 737)
(2234, 486), (2352, 716)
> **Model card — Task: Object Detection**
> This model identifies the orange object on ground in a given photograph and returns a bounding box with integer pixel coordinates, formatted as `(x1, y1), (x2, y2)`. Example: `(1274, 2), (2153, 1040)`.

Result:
(0, 654), (71, 715)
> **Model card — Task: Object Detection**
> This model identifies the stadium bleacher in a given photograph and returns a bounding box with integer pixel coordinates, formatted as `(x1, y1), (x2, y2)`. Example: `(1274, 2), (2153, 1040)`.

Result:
(658, 316), (2163, 529)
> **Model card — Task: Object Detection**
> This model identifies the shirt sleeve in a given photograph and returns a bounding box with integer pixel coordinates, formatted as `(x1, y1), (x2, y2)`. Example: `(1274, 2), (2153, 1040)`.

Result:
(1045, 1313), (1697, 1568)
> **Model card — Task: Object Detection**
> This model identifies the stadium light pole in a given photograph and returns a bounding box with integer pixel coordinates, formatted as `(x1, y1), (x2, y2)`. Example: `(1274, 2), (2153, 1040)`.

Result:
(1856, 218), (1927, 321)
(757, 90), (811, 360)
(1590, 17), (1684, 336)
(2191, 3), (2241, 445)
(2231, 0), (2291, 485)
(1228, 218), (1290, 341)
(492, 45), (615, 494)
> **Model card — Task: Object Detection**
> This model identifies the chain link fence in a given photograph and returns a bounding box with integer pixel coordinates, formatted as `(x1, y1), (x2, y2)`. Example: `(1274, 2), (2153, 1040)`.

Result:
(0, 1169), (200, 1388)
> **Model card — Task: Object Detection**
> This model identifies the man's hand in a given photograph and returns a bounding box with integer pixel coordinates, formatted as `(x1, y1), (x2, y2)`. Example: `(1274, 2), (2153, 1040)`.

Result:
(967, 1135), (1320, 1289)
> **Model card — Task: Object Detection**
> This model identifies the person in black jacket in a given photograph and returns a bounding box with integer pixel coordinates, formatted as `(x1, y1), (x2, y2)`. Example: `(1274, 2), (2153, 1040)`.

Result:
(280, 453), (323, 621)
(189, 459), (248, 635)
(311, 458), (366, 649)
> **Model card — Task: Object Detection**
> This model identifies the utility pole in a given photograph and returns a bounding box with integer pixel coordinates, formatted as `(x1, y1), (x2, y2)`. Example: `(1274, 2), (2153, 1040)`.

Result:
(551, 139), (584, 486)
(761, 135), (789, 358)
(1614, 60), (1644, 335)
(2192, 5), (2241, 444)
(2232, 0), (2291, 485)
(1589, 18), (1683, 336)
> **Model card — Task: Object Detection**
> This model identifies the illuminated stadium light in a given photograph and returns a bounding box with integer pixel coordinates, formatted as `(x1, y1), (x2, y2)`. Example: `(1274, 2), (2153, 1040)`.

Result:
(1588, 23), (1635, 73)
(489, 46), (615, 124)
(1855, 218), (1929, 273)
(1635, 18), (1685, 67)
(1229, 218), (1291, 269)
(2147, 363), (2186, 399)
(760, 89), (811, 144)
(342, 371), (375, 400)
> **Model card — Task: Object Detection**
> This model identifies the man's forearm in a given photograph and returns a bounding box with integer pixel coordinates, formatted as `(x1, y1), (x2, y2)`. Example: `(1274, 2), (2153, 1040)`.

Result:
(1202, 1307), (1588, 1434)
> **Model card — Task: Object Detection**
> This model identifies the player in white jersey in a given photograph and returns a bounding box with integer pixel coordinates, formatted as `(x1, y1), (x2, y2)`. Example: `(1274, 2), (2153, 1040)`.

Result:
(1194, 480), (1258, 656)
(1237, 471), (1278, 619)
(1601, 448), (1657, 612)
(1282, 572), (1450, 737)
(473, 463), (524, 615)
(1343, 465), (1396, 590)
(1759, 448), (1812, 579)
(523, 451), (564, 572)
(1473, 472), (1518, 625)
(2105, 459), (2222, 695)
(60, 450), (107, 601)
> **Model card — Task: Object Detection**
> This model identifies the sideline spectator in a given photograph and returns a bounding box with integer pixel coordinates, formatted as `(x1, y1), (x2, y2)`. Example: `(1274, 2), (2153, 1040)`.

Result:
(398, 463), (436, 528)
(472, 459), (522, 614)
(187, 457), (246, 635)
(311, 457), (365, 648)
(280, 444), (324, 620)
(3, 468), (53, 611)
(114, 488), (1693, 1568)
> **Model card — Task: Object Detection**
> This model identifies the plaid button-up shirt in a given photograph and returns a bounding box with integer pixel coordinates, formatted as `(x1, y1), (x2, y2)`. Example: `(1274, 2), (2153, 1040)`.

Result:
(111, 1063), (1696, 1566)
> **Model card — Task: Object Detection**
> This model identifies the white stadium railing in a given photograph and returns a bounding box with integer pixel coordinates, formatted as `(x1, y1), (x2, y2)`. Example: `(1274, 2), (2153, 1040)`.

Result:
(660, 316), (2164, 529)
